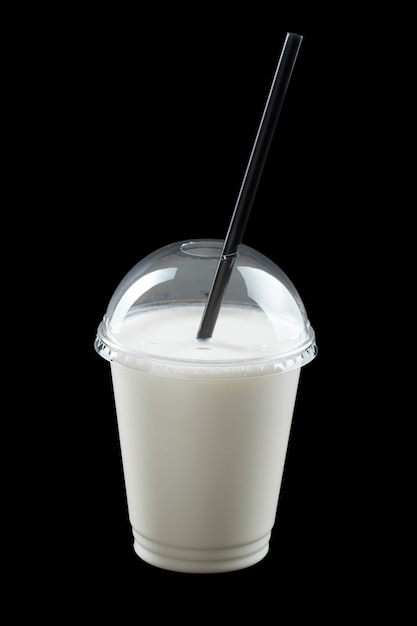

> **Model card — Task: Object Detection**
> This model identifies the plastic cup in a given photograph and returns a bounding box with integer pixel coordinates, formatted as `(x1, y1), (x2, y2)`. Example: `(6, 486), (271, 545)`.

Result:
(95, 239), (317, 573)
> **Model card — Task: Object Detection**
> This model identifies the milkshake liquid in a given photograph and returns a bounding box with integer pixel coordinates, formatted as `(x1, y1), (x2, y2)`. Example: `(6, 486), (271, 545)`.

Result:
(109, 305), (303, 573)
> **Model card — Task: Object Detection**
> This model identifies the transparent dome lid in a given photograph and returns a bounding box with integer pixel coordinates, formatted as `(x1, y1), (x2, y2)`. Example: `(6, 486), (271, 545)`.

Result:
(95, 239), (317, 377)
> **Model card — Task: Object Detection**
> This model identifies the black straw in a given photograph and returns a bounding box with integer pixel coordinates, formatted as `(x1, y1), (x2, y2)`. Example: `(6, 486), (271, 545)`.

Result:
(197, 32), (303, 340)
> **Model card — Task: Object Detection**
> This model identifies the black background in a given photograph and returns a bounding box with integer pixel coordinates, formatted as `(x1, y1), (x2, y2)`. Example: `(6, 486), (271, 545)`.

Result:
(11, 4), (409, 620)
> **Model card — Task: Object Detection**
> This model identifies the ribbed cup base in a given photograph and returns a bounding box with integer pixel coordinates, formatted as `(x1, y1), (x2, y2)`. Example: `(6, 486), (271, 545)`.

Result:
(132, 528), (271, 573)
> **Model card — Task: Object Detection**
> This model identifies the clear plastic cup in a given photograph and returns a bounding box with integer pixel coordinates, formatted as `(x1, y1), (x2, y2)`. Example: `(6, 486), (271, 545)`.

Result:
(95, 239), (317, 573)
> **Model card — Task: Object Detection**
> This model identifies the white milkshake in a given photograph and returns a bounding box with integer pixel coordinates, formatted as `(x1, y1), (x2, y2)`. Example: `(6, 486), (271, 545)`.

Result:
(95, 240), (317, 573)
(109, 306), (302, 572)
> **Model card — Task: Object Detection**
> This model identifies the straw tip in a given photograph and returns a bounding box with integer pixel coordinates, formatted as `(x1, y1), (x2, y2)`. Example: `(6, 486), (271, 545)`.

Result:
(287, 32), (303, 41)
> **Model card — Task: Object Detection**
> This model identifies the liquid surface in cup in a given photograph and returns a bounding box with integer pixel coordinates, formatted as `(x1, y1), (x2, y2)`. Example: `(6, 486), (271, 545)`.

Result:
(112, 304), (305, 366)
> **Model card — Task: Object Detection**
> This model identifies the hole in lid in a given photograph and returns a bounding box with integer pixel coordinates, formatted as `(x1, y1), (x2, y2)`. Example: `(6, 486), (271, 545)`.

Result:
(180, 241), (223, 259)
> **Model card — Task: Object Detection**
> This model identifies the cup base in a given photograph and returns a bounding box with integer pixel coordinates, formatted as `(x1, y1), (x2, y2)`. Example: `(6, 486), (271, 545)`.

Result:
(132, 529), (270, 573)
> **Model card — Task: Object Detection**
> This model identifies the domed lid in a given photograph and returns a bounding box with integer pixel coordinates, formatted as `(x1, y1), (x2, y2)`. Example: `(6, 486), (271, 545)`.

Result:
(95, 239), (317, 377)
